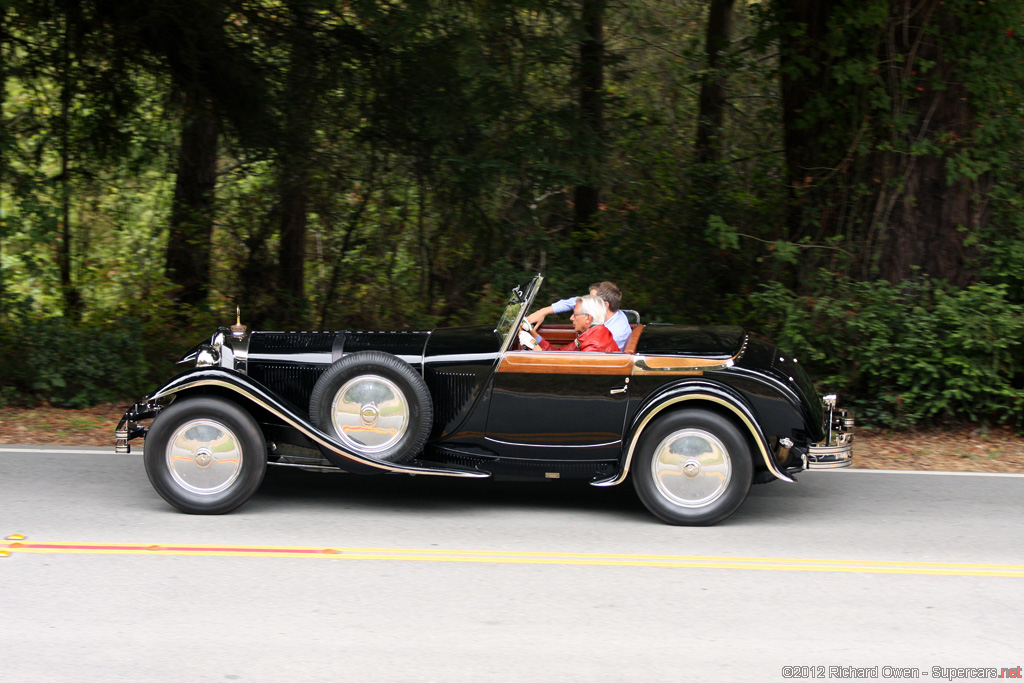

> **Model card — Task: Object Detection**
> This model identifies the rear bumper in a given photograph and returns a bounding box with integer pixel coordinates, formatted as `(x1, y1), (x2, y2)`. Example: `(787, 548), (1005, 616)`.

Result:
(807, 397), (854, 469)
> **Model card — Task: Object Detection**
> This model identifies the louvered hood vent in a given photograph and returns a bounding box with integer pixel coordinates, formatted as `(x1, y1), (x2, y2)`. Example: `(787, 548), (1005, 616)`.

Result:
(248, 331), (339, 355)
(341, 330), (431, 358)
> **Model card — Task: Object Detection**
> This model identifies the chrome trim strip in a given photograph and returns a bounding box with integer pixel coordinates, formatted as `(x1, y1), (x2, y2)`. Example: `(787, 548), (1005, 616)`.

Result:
(428, 352), (500, 364)
(591, 393), (793, 487)
(484, 437), (622, 449)
(150, 375), (488, 479)
(267, 461), (345, 472)
(418, 330), (432, 378)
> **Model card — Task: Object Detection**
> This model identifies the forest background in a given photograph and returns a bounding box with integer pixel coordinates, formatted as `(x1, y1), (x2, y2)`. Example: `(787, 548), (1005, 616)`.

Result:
(1, 0), (1023, 432)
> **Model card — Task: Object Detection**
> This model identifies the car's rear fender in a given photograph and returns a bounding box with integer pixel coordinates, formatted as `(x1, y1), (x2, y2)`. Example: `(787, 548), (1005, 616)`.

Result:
(592, 379), (794, 487)
(119, 367), (488, 479)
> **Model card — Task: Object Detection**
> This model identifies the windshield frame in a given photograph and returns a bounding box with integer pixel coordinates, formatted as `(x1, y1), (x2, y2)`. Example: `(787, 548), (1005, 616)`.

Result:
(495, 274), (544, 354)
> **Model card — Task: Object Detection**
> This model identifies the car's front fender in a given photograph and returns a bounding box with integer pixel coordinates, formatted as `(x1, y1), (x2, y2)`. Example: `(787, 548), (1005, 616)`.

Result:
(118, 367), (488, 479)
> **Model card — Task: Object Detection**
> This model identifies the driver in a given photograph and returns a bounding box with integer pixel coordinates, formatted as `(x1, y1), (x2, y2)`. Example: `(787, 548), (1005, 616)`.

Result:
(519, 295), (619, 352)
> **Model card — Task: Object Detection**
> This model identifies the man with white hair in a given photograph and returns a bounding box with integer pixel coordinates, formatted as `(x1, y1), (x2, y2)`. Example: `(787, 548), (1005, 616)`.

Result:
(519, 295), (619, 353)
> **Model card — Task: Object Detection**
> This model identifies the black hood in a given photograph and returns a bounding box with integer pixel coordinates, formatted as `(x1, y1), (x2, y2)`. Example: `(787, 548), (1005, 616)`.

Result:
(244, 330), (430, 415)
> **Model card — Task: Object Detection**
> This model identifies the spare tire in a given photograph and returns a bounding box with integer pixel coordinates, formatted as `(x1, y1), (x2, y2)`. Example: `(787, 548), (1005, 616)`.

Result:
(309, 351), (433, 464)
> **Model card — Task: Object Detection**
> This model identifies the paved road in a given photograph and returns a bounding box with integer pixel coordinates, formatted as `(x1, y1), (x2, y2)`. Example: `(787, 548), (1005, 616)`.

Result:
(2, 446), (1023, 682)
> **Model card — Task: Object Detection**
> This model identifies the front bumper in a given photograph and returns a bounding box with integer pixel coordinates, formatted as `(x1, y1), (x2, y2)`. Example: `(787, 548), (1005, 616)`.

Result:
(806, 396), (854, 469)
(114, 400), (163, 454)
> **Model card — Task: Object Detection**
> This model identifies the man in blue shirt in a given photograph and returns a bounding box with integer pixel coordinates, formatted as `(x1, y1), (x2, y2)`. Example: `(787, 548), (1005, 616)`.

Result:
(525, 281), (630, 351)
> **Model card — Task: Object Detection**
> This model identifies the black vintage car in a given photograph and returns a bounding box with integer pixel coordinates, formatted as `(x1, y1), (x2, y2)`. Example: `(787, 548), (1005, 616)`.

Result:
(116, 275), (853, 525)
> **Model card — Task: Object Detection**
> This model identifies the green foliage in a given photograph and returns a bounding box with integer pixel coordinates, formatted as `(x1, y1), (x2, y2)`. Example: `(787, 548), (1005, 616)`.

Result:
(969, 180), (1024, 303)
(0, 303), (149, 408)
(0, 0), (1023, 432)
(751, 274), (1024, 428)
(705, 215), (740, 251)
(0, 273), (224, 407)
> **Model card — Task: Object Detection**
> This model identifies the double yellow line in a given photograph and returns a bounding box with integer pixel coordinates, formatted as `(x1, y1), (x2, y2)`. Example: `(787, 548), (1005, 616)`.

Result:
(3, 540), (1023, 577)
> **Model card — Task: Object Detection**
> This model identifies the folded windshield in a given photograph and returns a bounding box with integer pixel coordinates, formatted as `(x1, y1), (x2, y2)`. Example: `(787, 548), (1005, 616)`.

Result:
(495, 275), (543, 349)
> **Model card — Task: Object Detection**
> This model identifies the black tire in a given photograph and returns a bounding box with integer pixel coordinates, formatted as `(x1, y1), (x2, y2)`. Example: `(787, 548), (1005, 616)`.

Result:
(309, 351), (432, 464)
(144, 396), (267, 514)
(632, 408), (753, 526)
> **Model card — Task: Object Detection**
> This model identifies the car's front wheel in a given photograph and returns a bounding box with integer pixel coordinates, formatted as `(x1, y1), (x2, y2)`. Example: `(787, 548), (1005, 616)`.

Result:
(144, 396), (267, 514)
(632, 408), (753, 525)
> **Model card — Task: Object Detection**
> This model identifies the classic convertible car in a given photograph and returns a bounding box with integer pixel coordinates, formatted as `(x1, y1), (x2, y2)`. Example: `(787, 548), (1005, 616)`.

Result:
(116, 275), (853, 525)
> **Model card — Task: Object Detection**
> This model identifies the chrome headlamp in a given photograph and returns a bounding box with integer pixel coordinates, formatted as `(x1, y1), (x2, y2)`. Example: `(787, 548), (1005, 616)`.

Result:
(196, 330), (226, 367)
(180, 309), (249, 373)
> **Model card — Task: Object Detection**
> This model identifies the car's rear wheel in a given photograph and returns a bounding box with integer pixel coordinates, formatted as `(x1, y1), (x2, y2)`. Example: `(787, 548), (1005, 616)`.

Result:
(144, 396), (267, 514)
(309, 351), (432, 464)
(632, 408), (753, 525)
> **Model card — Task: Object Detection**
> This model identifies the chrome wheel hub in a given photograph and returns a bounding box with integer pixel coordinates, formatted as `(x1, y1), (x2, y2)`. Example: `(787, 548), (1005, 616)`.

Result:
(165, 419), (244, 495)
(682, 458), (701, 478)
(194, 447), (213, 468)
(331, 375), (410, 453)
(360, 402), (380, 426)
(651, 428), (732, 508)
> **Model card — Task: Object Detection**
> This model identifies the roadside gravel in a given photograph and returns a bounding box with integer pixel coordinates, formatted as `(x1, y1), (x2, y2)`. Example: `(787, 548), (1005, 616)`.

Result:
(2, 402), (1023, 473)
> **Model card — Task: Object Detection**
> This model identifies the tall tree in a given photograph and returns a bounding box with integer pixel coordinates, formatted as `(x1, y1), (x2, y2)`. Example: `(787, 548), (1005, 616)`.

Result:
(871, 1), (979, 285)
(694, 0), (735, 166)
(85, 0), (270, 309)
(773, 0), (1015, 286)
(573, 0), (605, 237)
(273, 1), (319, 327)
(57, 7), (81, 319)
(690, 0), (737, 239)
(165, 85), (219, 308)
(0, 3), (8, 313)
(774, 0), (841, 237)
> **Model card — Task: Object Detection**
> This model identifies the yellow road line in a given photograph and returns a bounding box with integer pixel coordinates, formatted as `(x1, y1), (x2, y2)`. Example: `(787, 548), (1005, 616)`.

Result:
(2, 541), (1023, 576)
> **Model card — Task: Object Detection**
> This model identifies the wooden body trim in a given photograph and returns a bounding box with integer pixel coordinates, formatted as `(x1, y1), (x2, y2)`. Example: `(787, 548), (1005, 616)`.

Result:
(497, 352), (634, 376)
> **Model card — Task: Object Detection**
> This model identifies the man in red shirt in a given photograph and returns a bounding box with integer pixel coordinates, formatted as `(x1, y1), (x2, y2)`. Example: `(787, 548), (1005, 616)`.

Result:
(520, 295), (619, 353)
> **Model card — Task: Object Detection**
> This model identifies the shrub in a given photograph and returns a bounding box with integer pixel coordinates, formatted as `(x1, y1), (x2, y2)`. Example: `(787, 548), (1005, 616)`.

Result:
(0, 313), (151, 408)
(750, 273), (1024, 428)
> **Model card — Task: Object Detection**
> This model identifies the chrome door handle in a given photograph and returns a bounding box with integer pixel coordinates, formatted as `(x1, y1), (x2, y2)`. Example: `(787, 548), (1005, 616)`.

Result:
(610, 386), (628, 395)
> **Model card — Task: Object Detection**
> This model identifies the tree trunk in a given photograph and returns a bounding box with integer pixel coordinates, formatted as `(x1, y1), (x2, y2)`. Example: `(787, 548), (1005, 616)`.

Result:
(277, 177), (308, 325)
(238, 226), (274, 328)
(274, 2), (317, 328)
(573, 0), (605, 236)
(690, 0), (736, 235)
(0, 6), (6, 313)
(873, 3), (977, 286)
(775, 0), (838, 236)
(774, 0), (980, 285)
(165, 87), (219, 308)
(694, 0), (734, 166)
(58, 13), (81, 321)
